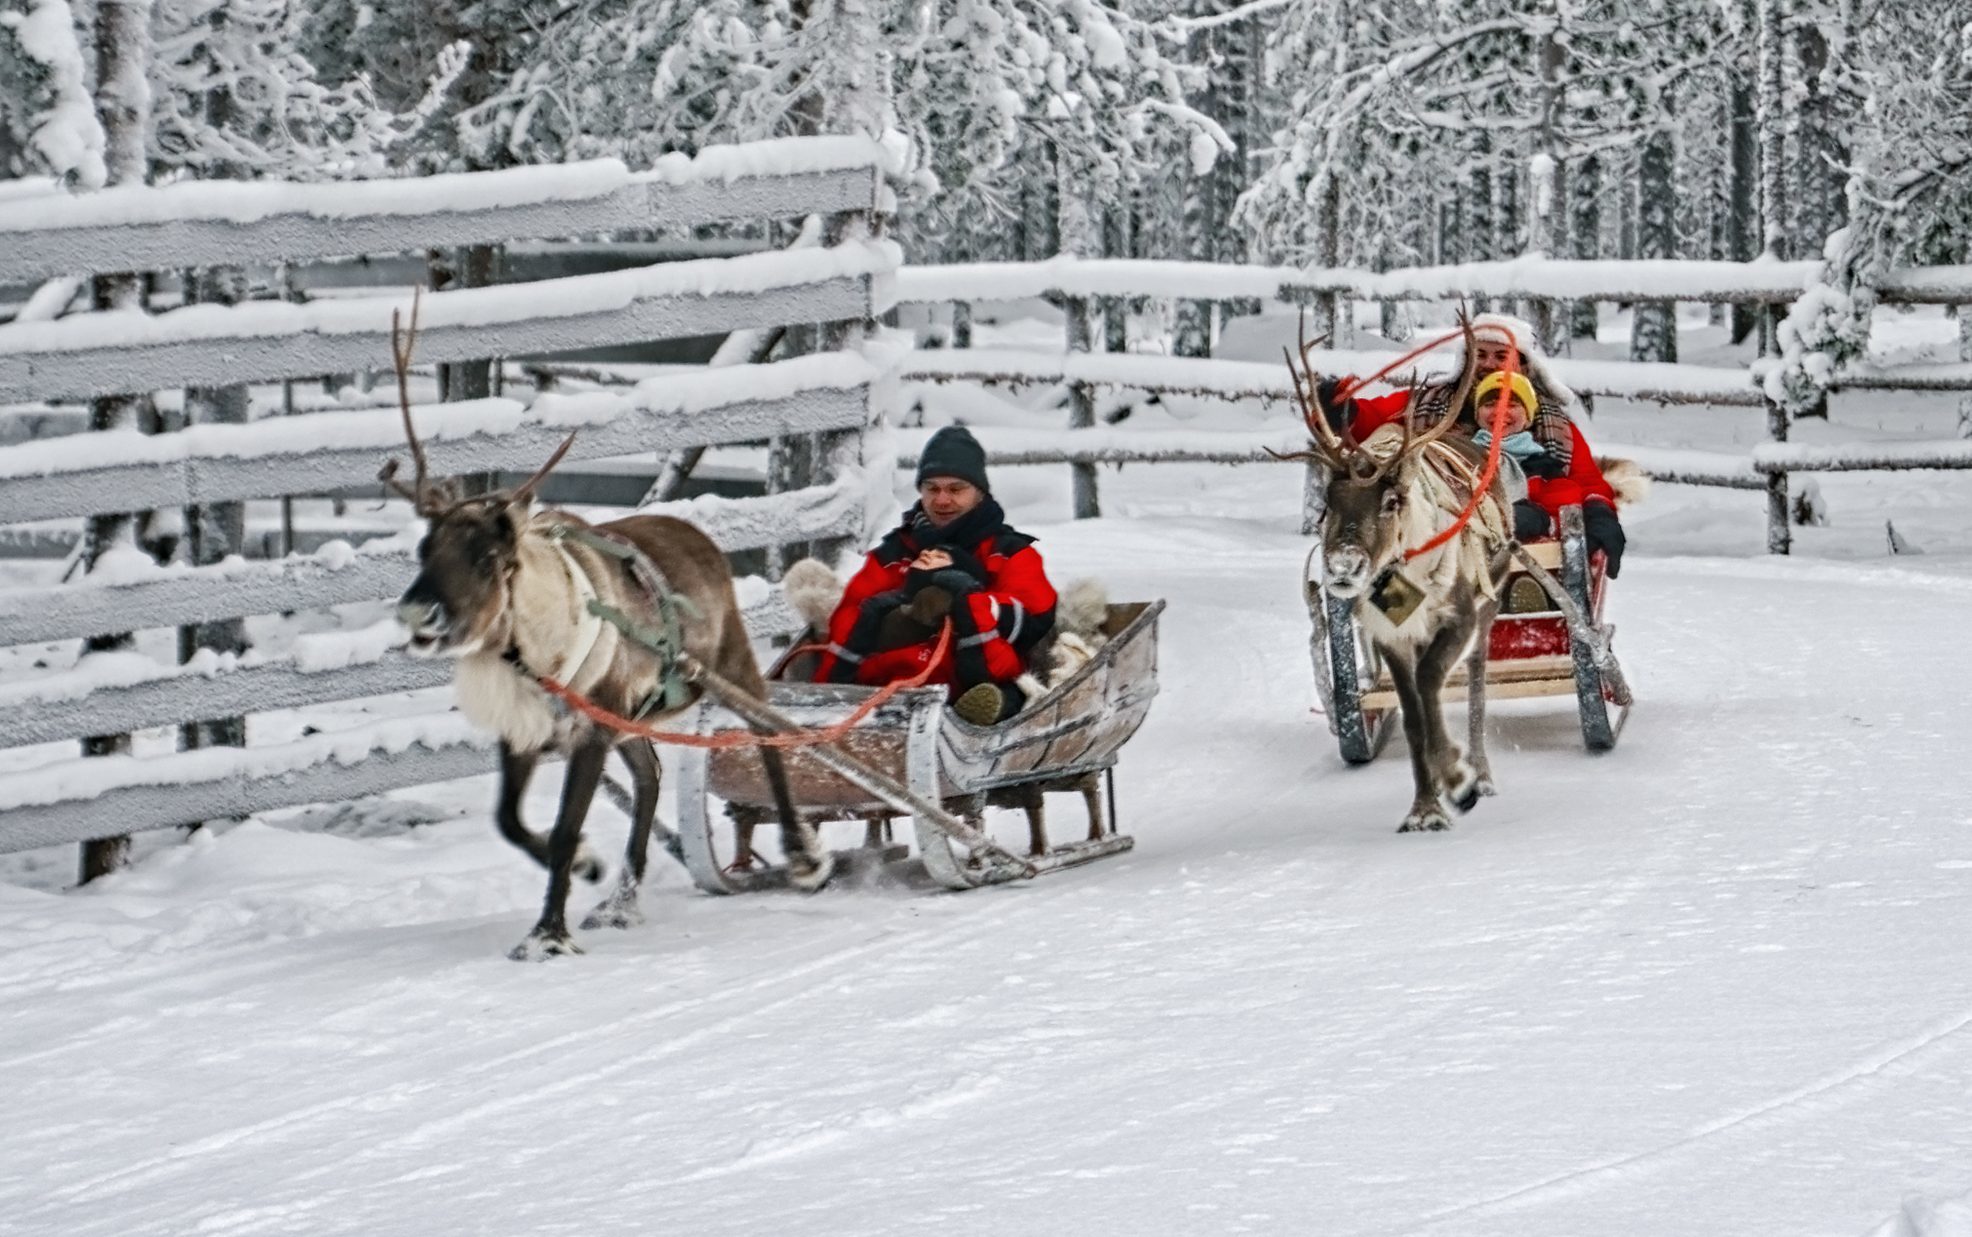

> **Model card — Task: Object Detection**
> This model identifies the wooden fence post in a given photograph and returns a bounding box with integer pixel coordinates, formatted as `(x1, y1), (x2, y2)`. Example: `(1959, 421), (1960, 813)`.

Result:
(1765, 394), (1791, 554)
(1301, 461), (1325, 537)
(180, 264), (251, 755)
(1062, 295), (1100, 519)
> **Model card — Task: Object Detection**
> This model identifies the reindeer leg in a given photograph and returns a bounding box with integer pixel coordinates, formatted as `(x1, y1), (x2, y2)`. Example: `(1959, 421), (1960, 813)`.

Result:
(496, 742), (604, 883)
(1418, 624), (1481, 814)
(511, 737), (611, 960)
(759, 748), (834, 892)
(1020, 785), (1049, 858)
(1466, 599), (1499, 799)
(1387, 660), (1449, 832)
(583, 740), (660, 931)
(726, 811), (762, 874)
(1081, 772), (1105, 842)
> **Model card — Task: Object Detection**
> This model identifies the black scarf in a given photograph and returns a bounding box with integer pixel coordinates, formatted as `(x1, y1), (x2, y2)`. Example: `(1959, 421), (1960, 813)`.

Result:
(876, 496), (1030, 567)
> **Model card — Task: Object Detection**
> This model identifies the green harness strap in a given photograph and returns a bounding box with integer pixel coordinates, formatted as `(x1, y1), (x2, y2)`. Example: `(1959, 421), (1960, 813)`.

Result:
(547, 525), (702, 718)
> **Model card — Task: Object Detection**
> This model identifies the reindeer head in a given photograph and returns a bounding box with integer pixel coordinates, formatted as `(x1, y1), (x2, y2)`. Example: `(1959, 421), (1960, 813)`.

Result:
(1281, 314), (1483, 601)
(379, 294), (575, 657)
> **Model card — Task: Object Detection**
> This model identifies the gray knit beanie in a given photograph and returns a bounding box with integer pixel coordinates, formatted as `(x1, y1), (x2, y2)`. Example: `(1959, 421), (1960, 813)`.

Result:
(915, 425), (990, 492)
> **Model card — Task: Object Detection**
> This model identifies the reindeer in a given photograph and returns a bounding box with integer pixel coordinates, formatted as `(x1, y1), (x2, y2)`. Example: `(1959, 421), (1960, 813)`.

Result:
(381, 302), (833, 959)
(1286, 318), (1515, 832)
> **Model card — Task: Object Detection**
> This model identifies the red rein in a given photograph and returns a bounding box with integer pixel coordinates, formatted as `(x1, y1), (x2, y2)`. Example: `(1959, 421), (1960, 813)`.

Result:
(1326, 327), (1521, 564)
(535, 620), (955, 749)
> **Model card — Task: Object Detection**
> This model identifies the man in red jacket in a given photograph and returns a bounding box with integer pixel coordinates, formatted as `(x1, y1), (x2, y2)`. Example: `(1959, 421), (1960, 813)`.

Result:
(811, 425), (1058, 725)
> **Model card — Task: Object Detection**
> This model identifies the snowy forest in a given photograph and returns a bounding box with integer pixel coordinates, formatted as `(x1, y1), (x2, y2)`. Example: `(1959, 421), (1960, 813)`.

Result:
(5, 0), (1970, 366)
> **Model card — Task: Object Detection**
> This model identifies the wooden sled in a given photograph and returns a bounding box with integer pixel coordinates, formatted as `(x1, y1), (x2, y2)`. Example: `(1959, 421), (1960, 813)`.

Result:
(676, 600), (1165, 893)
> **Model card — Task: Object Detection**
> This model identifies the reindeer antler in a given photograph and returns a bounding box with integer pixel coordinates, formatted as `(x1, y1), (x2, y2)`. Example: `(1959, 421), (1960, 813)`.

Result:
(1277, 308), (1348, 467)
(1408, 307), (1483, 455)
(510, 431), (578, 505)
(378, 288), (445, 516)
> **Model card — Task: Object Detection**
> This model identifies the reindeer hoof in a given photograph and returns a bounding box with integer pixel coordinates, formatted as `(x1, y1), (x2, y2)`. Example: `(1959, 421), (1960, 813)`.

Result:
(1476, 777), (1498, 798)
(1446, 760), (1482, 813)
(786, 850), (836, 893)
(580, 890), (645, 932)
(1398, 808), (1452, 833)
(508, 932), (584, 961)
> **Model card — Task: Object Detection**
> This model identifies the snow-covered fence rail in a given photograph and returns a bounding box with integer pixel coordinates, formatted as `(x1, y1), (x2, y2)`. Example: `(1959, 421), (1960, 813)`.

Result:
(896, 258), (1972, 547)
(0, 139), (886, 286)
(0, 137), (895, 864)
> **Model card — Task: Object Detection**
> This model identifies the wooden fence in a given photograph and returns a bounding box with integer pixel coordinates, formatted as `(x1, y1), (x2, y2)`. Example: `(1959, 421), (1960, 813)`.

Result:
(891, 257), (1972, 549)
(0, 137), (896, 860)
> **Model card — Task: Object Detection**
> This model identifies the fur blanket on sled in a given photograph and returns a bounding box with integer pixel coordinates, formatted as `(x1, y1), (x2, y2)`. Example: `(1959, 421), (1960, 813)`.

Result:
(782, 559), (1110, 700)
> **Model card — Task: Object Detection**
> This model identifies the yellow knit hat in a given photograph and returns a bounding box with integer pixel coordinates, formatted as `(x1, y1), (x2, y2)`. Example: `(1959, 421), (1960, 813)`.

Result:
(1474, 370), (1537, 417)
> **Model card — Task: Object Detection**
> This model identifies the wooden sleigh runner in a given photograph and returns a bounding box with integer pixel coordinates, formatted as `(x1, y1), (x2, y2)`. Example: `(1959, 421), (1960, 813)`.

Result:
(674, 599), (1166, 893)
(1311, 504), (1634, 762)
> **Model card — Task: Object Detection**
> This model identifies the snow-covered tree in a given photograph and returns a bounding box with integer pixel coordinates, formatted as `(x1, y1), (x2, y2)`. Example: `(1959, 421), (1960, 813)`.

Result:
(1768, 5), (1972, 415)
(0, 0), (107, 185)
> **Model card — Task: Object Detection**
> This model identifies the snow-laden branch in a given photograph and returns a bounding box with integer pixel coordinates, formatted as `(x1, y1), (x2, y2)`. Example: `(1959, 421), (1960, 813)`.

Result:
(0, 0), (107, 187)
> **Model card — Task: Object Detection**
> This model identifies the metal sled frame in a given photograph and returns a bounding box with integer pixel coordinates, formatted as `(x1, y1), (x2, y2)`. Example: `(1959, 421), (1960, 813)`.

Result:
(677, 600), (1165, 892)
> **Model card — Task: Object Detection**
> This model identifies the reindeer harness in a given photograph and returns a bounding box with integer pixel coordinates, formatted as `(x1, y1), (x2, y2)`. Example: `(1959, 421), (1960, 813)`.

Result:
(503, 523), (701, 721)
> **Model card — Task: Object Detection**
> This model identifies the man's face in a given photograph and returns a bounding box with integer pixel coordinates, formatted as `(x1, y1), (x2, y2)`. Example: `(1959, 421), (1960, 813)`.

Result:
(1472, 339), (1516, 375)
(920, 477), (984, 527)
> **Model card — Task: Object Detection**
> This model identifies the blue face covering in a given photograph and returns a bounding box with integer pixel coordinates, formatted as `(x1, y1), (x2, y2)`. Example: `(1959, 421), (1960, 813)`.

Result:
(1472, 428), (1545, 460)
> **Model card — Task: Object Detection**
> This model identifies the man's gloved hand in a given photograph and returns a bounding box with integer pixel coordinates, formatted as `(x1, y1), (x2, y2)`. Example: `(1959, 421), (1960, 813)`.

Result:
(907, 567), (982, 599)
(1582, 500), (1626, 578)
(1314, 376), (1356, 431)
(1518, 446), (1566, 479)
(1512, 499), (1552, 542)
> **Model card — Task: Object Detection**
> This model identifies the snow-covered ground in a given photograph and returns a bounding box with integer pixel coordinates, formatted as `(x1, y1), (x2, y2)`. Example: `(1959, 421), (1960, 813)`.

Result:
(5, 307), (1972, 1236)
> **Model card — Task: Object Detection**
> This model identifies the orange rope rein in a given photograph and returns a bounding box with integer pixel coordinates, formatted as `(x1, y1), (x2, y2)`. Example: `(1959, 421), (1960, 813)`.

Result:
(1330, 326), (1468, 405)
(534, 620), (956, 750)
(1402, 350), (1520, 562)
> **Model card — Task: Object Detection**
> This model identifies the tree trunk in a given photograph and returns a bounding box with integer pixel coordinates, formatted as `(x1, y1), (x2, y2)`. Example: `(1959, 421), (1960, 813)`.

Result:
(1756, 0), (1789, 259)
(1727, 79), (1761, 342)
(1568, 153), (1602, 340)
(79, 0), (155, 885)
(1470, 133), (1494, 310)
(1790, 17), (1846, 258)
(1631, 126), (1678, 363)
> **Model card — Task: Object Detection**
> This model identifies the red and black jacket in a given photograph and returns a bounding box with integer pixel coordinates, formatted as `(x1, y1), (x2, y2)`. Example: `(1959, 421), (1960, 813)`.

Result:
(1347, 386), (1618, 523)
(811, 498), (1057, 692)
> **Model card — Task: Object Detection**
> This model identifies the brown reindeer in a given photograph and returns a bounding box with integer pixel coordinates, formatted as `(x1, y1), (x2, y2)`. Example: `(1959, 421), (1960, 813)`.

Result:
(1286, 317), (1515, 832)
(381, 303), (833, 959)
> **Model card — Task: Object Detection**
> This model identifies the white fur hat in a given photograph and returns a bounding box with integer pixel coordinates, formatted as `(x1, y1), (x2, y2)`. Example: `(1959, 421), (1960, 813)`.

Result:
(1465, 312), (1587, 423)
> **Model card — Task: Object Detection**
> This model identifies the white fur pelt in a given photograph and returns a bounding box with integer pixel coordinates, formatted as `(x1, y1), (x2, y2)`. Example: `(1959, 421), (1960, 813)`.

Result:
(1017, 577), (1110, 700)
(783, 557), (843, 633)
(1598, 457), (1653, 508)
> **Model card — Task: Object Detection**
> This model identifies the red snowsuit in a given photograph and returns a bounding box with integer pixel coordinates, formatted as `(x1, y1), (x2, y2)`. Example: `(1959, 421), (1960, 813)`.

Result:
(811, 501), (1057, 693)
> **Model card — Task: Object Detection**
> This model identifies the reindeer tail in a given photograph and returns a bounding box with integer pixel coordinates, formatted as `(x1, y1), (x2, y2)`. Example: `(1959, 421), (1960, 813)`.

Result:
(1598, 457), (1654, 509)
(782, 558), (845, 632)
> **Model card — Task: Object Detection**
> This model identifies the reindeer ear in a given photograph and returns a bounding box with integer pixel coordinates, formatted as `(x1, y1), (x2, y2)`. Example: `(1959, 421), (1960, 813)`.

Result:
(493, 501), (525, 547)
